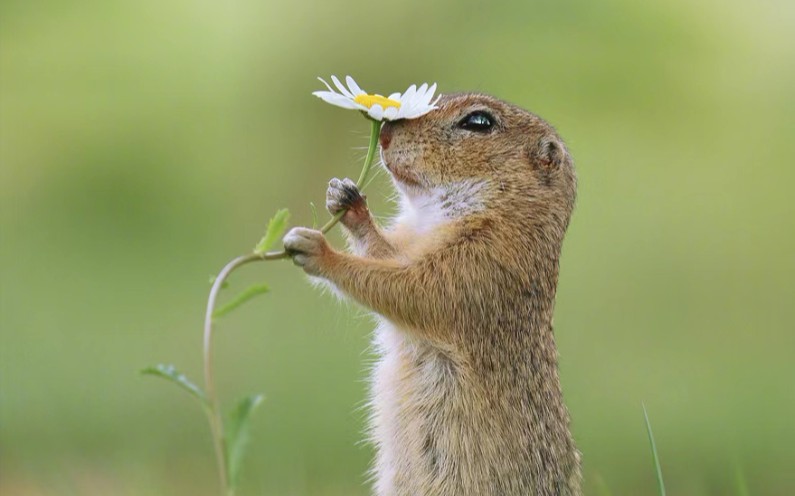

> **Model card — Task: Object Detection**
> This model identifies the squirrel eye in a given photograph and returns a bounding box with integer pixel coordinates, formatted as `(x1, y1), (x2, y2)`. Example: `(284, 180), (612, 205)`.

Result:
(458, 111), (494, 132)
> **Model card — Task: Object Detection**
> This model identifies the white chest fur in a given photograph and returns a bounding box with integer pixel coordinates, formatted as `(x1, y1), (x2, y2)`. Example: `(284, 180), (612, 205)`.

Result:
(393, 180), (486, 231)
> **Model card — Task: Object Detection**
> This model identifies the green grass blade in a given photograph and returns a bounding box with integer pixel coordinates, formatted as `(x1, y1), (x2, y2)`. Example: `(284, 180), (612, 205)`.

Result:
(141, 364), (208, 407)
(735, 462), (750, 496)
(643, 403), (666, 496)
(212, 284), (269, 319)
(309, 202), (318, 229)
(225, 394), (265, 489)
(593, 472), (614, 496)
(254, 208), (290, 253)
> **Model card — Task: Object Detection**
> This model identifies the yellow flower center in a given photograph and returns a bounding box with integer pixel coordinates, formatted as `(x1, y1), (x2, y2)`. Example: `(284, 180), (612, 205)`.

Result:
(354, 93), (401, 110)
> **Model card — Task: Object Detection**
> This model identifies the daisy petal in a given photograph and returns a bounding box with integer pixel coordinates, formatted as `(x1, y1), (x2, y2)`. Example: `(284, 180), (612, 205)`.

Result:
(425, 83), (438, 104)
(317, 77), (337, 94)
(346, 76), (365, 96)
(417, 83), (429, 100)
(383, 106), (399, 120)
(313, 92), (361, 109)
(330, 75), (353, 98)
(403, 84), (417, 103)
(416, 83), (432, 106)
(368, 104), (385, 121)
(311, 91), (339, 103)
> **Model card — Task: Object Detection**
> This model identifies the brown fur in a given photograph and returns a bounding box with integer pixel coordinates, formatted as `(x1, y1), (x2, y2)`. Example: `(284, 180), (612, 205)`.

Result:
(284, 93), (581, 495)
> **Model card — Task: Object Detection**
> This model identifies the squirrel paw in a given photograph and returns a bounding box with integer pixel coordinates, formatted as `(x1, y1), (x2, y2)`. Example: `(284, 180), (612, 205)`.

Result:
(283, 227), (330, 275)
(326, 177), (366, 216)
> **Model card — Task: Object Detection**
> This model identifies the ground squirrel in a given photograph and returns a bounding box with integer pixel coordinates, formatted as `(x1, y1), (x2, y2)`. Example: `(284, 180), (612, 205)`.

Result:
(284, 93), (581, 496)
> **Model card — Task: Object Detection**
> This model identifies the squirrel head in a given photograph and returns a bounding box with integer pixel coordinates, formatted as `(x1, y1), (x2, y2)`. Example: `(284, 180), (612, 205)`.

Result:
(379, 93), (576, 225)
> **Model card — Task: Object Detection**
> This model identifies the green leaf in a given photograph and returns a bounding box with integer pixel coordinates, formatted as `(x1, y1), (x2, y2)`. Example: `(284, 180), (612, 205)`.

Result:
(212, 284), (269, 319)
(254, 208), (290, 253)
(141, 364), (208, 407)
(643, 403), (666, 496)
(225, 394), (265, 489)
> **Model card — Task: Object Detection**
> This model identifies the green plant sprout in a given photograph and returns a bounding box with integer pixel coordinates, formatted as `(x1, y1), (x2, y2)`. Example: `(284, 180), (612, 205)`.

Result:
(142, 75), (440, 495)
(141, 119), (377, 496)
(643, 403), (666, 496)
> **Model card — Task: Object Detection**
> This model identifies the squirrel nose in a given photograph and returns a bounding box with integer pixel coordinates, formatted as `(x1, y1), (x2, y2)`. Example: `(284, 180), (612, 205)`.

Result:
(379, 121), (394, 150)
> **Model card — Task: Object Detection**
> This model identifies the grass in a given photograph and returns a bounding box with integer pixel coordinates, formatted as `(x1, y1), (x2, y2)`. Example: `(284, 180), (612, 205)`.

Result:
(643, 404), (666, 496)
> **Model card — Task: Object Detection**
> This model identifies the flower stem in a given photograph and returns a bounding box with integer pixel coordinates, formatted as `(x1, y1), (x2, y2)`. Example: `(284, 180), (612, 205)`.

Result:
(201, 118), (381, 495)
(319, 118), (381, 234)
(204, 254), (259, 496)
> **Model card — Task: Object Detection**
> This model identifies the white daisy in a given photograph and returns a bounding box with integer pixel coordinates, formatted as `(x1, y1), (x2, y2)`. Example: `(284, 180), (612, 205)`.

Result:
(313, 75), (440, 121)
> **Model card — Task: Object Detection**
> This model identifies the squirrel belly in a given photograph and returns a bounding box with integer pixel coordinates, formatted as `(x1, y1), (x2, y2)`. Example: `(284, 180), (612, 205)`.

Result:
(370, 318), (581, 496)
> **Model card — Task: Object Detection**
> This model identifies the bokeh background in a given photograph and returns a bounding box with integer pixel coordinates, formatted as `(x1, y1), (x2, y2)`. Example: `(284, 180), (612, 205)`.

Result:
(2, 0), (794, 494)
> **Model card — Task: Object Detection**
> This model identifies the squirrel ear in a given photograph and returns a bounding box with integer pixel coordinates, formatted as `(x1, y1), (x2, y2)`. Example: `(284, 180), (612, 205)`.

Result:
(533, 137), (567, 170)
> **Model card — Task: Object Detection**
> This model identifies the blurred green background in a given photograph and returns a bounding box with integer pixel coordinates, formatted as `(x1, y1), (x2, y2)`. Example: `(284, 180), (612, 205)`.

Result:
(2, 0), (793, 494)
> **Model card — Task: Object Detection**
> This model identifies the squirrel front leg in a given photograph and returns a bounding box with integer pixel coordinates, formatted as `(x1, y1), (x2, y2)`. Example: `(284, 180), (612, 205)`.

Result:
(283, 227), (466, 340)
(326, 178), (396, 259)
